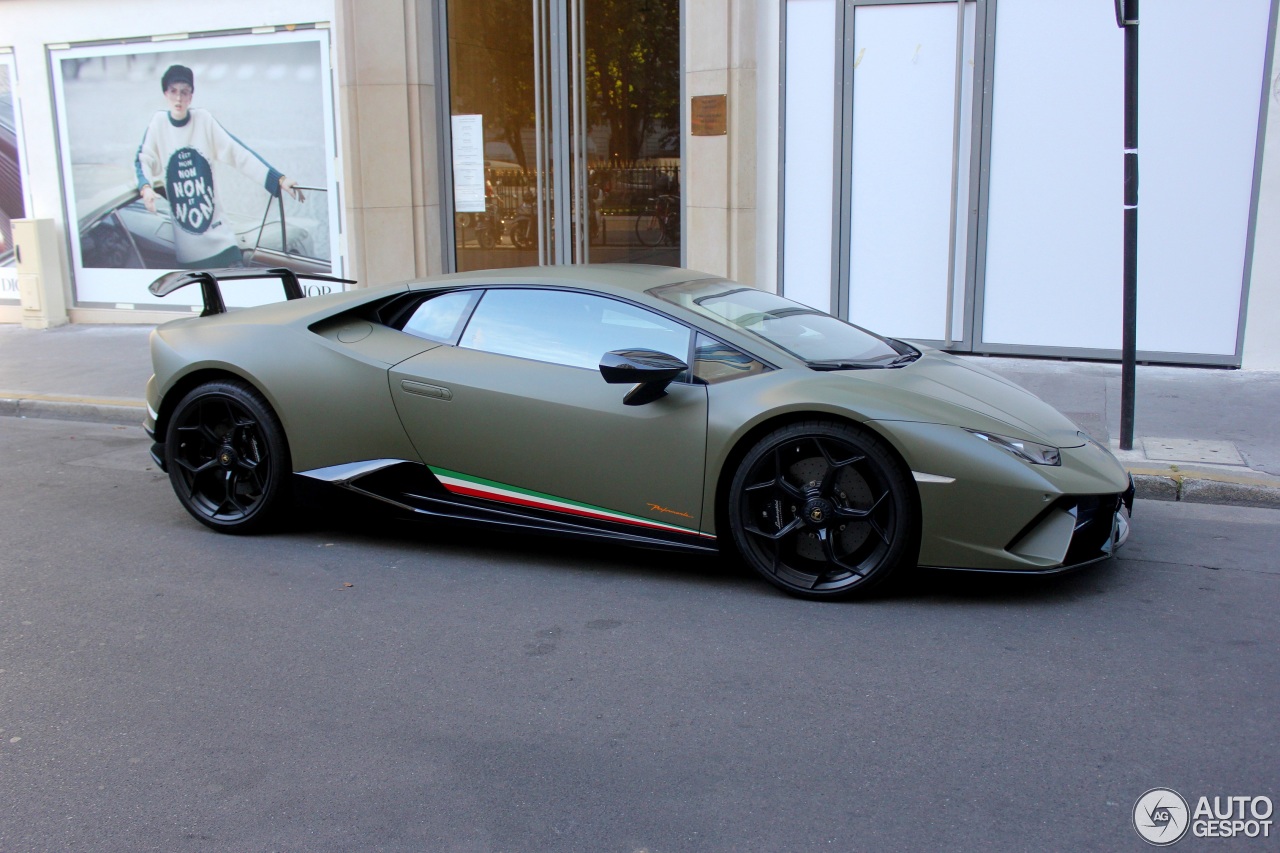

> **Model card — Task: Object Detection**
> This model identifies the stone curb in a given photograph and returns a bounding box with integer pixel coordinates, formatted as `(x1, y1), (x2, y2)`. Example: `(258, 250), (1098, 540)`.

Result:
(1129, 470), (1280, 509)
(0, 395), (145, 427)
(1180, 477), (1280, 509)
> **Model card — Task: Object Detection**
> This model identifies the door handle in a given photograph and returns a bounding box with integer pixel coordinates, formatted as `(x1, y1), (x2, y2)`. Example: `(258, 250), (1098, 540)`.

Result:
(400, 380), (453, 401)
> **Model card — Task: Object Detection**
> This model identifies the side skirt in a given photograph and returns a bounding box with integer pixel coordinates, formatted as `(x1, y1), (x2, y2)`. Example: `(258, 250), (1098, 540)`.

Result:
(296, 459), (719, 554)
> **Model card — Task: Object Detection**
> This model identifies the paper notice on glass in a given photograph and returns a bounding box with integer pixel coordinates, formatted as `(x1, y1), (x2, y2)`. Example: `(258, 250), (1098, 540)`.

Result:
(451, 114), (486, 213)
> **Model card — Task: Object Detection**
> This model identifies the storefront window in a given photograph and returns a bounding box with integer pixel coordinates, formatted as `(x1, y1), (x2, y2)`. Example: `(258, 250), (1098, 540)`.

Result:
(445, 0), (680, 271)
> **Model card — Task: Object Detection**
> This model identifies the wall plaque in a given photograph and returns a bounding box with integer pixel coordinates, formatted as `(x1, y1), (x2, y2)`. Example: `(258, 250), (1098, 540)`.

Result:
(691, 95), (728, 136)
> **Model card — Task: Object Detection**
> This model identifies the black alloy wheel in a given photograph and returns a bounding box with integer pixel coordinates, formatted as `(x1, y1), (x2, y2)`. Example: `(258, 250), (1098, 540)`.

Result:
(164, 380), (291, 534)
(729, 421), (918, 599)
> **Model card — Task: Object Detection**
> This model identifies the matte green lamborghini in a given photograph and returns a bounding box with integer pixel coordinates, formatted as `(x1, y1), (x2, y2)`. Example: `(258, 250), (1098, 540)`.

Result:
(144, 264), (1133, 600)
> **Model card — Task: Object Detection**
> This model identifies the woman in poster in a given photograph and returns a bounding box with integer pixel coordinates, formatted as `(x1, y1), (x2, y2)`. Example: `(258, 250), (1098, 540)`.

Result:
(134, 64), (305, 269)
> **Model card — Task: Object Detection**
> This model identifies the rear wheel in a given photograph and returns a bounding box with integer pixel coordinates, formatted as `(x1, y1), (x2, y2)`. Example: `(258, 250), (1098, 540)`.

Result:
(635, 212), (663, 247)
(164, 380), (291, 534)
(729, 421), (917, 600)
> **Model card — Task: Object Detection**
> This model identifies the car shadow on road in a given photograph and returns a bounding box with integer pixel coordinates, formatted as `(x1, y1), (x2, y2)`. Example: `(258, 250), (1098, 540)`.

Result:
(290, 484), (1127, 605)
(290, 485), (759, 591)
(886, 558), (1127, 606)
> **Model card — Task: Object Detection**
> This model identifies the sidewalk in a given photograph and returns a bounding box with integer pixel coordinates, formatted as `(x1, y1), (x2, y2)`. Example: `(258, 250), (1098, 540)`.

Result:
(3, 322), (1279, 508)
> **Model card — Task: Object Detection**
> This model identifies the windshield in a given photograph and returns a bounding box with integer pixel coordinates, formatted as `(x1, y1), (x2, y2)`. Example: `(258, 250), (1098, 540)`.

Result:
(651, 279), (912, 367)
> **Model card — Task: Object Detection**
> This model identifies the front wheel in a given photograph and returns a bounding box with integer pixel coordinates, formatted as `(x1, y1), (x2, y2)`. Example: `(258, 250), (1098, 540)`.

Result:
(728, 421), (918, 600)
(164, 380), (291, 534)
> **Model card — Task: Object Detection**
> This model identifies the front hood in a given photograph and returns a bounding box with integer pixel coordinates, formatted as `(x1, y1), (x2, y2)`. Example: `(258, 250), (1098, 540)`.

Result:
(850, 349), (1086, 448)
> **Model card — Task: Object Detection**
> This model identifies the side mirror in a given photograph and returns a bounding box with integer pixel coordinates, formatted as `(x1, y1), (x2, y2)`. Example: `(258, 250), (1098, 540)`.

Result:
(599, 348), (688, 406)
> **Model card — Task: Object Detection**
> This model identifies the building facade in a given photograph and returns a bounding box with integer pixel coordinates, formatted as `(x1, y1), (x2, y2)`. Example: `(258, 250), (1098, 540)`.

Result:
(1, 0), (1277, 367)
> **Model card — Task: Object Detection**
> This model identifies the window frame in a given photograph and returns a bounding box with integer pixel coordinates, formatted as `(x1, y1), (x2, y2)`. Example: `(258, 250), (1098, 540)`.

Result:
(455, 286), (697, 375)
(382, 283), (775, 386)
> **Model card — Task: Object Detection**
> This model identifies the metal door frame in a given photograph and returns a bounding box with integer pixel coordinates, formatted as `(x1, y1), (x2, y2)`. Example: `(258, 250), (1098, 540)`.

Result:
(842, 0), (988, 352)
(779, 0), (989, 351)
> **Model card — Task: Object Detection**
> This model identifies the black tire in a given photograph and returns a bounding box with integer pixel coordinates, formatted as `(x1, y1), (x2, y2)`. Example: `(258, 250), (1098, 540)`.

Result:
(635, 212), (663, 247)
(728, 420), (918, 600)
(164, 380), (291, 534)
(510, 218), (534, 249)
(662, 213), (680, 246)
(477, 220), (497, 249)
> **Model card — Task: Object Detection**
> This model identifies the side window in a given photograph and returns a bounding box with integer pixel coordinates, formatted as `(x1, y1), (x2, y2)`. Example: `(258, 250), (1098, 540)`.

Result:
(692, 332), (768, 384)
(402, 290), (480, 343)
(459, 288), (691, 370)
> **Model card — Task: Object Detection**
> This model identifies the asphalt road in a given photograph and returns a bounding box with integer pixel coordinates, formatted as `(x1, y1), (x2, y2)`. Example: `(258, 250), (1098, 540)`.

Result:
(1, 417), (1276, 852)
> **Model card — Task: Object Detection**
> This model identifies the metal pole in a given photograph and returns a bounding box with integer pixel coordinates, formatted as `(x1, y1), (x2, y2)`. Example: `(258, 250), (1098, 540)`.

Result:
(1118, 0), (1138, 451)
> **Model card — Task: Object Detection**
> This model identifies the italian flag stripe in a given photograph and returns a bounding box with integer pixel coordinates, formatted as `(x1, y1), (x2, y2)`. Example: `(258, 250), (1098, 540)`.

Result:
(428, 466), (715, 539)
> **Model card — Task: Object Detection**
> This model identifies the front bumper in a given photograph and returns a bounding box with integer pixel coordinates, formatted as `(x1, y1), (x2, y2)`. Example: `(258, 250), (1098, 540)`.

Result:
(878, 420), (1135, 573)
(143, 374), (167, 472)
(929, 474), (1134, 576)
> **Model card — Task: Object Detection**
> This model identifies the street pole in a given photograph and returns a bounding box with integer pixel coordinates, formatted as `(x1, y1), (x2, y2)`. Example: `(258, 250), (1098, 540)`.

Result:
(1117, 0), (1138, 451)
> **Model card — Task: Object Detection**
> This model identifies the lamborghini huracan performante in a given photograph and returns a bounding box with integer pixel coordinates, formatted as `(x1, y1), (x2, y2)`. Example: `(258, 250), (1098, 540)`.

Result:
(144, 265), (1133, 600)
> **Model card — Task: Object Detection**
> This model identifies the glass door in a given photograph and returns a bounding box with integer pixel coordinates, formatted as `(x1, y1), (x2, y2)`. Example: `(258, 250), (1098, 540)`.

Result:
(445, 0), (543, 270)
(444, 0), (681, 272)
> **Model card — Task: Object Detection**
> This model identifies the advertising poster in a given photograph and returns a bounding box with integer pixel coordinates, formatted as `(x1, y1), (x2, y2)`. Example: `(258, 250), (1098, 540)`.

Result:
(50, 29), (340, 310)
(0, 52), (24, 305)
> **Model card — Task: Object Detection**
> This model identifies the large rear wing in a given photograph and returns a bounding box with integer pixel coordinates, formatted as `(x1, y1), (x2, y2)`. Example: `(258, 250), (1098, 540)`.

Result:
(148, 267), (356, 317)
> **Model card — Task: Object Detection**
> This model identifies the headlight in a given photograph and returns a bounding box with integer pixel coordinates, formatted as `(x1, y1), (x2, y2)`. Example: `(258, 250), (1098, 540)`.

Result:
(967, 430), (1062, 466)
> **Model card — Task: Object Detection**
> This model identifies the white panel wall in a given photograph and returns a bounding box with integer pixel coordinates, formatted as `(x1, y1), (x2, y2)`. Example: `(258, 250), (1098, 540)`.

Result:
(1244, 12), (1280, 369)
(981, 0), (1123, 349)
(982, 0), (1272, 357)
(781, 0), (838, 312)
(848, 1), (974, 340)
(1138, 0), (1272, 356)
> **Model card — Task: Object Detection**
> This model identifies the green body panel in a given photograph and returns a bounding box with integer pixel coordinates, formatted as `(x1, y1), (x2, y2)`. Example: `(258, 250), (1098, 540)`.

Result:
(846, 351), (1086, 447)
(868, 421), (1128, 569)
(697, 349), (1100, 536)
(146, 265), (1131, 571)
(389, 344), (709, 529)
(148, 282), (426, 471)
(700, 365), (1126, 565)
(310, 314), (444, 366)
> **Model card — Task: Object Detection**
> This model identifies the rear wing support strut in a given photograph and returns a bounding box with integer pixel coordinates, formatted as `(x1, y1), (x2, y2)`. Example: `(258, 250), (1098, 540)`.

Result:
(148, 267), (357, 317)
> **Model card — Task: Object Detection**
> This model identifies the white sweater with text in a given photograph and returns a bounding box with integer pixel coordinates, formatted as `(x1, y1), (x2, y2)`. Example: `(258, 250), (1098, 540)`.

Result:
(135, 108), (283, 266)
